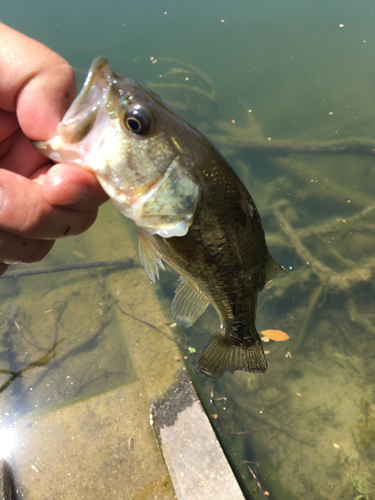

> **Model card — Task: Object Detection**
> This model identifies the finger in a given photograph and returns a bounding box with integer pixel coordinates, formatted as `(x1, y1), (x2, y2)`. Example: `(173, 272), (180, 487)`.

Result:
(0, 110), (18, 142)
(0, 22), (76, 138)
(0, 128), (48, 175)
(0, 169), (98, 239)
(0, 229), (54, 264)
(41, 164), (109, 209)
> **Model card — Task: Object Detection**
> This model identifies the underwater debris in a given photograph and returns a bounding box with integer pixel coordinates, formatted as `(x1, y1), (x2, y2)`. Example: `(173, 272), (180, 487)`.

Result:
(350, 476), (372, 500)
(0, 338), (65, 394)
(247, 463), (270, 499)
(352, 395), (375, 453)
(260, 329), (290, 341)
(211, 118), (375, 158)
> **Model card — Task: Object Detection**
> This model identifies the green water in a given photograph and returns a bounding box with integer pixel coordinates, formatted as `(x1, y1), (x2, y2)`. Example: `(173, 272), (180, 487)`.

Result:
(1, 1), (375, 498)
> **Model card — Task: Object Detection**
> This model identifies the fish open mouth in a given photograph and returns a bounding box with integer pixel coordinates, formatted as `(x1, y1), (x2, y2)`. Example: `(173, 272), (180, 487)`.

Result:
(57, 56), (114, 144)
(33, 57), (114, 163)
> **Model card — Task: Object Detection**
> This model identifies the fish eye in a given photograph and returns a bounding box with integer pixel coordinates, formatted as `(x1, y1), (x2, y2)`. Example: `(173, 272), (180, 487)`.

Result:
(123, 106), (151, 135)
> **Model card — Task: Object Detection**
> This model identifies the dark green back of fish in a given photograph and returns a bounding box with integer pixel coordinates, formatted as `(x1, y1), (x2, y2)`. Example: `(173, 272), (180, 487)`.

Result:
(148, 129), (285, 378)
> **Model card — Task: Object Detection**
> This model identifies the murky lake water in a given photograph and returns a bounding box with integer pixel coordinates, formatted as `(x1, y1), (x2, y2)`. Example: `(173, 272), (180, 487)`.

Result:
(1, 1), (375, 498)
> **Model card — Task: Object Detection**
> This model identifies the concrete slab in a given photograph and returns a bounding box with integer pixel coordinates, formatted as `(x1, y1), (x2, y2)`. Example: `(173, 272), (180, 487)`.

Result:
(152, 375), (245, 500)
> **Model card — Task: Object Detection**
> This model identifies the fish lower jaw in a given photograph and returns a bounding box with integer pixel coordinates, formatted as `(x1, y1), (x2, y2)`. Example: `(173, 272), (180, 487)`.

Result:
(34, 135), (94, 166)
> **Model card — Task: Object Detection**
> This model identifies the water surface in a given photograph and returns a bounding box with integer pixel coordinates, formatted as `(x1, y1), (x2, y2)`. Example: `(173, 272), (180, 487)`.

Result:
(1, 1), (375, 498)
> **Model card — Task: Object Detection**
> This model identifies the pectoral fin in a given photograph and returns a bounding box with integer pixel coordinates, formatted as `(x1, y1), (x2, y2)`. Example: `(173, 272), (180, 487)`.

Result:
(137, 231), (165, 282)
(172, 277), (209, 327)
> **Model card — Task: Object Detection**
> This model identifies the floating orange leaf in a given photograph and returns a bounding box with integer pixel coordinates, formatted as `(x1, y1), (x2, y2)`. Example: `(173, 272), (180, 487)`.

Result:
(260, 329), (289, 341)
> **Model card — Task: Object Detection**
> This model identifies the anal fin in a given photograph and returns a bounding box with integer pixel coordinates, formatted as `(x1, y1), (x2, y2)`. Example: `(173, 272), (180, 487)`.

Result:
(172, 277), (209, 328)
(198, 331), (267, 378)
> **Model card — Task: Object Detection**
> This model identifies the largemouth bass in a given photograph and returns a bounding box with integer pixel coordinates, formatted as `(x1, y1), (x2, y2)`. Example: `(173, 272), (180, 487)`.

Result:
(34, 57), (286, 378)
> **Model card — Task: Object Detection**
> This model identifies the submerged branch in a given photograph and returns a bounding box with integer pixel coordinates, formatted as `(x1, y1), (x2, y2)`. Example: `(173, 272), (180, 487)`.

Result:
(274, 206), (332, 274)
(90, 272), (194, 353)
(211, 129), (375, 157)
(0, 339), (65, 394)
(1, 258), (139, 279)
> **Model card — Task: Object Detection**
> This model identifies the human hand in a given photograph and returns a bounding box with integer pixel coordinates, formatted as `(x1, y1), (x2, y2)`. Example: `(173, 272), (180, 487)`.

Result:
(0, 23), (108, 276)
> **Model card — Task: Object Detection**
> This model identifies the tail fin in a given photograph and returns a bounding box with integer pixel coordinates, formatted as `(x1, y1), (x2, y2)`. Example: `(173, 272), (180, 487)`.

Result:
(198, 331), (267, 378)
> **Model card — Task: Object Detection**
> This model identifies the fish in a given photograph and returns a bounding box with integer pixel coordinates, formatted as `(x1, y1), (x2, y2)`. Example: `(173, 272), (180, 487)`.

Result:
(34, 56), (286, 378)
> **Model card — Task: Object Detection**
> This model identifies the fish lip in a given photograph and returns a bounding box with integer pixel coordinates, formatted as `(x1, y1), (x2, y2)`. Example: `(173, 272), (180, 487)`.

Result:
(85, 56), (112, 88)
(33, 57), (116, 163)
(57, 56), (115, 145)
(32, 135), (90, 165)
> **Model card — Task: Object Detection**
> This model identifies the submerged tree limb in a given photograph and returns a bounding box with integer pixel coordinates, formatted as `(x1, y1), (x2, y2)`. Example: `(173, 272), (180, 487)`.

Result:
(266, 205), (375, 256)
(268, 198), (375, 347)
(297, 276), (329, 347)
(272, 157), (374, 209)
(274, 206), (332, 274)
(211, 127), (375, 157)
